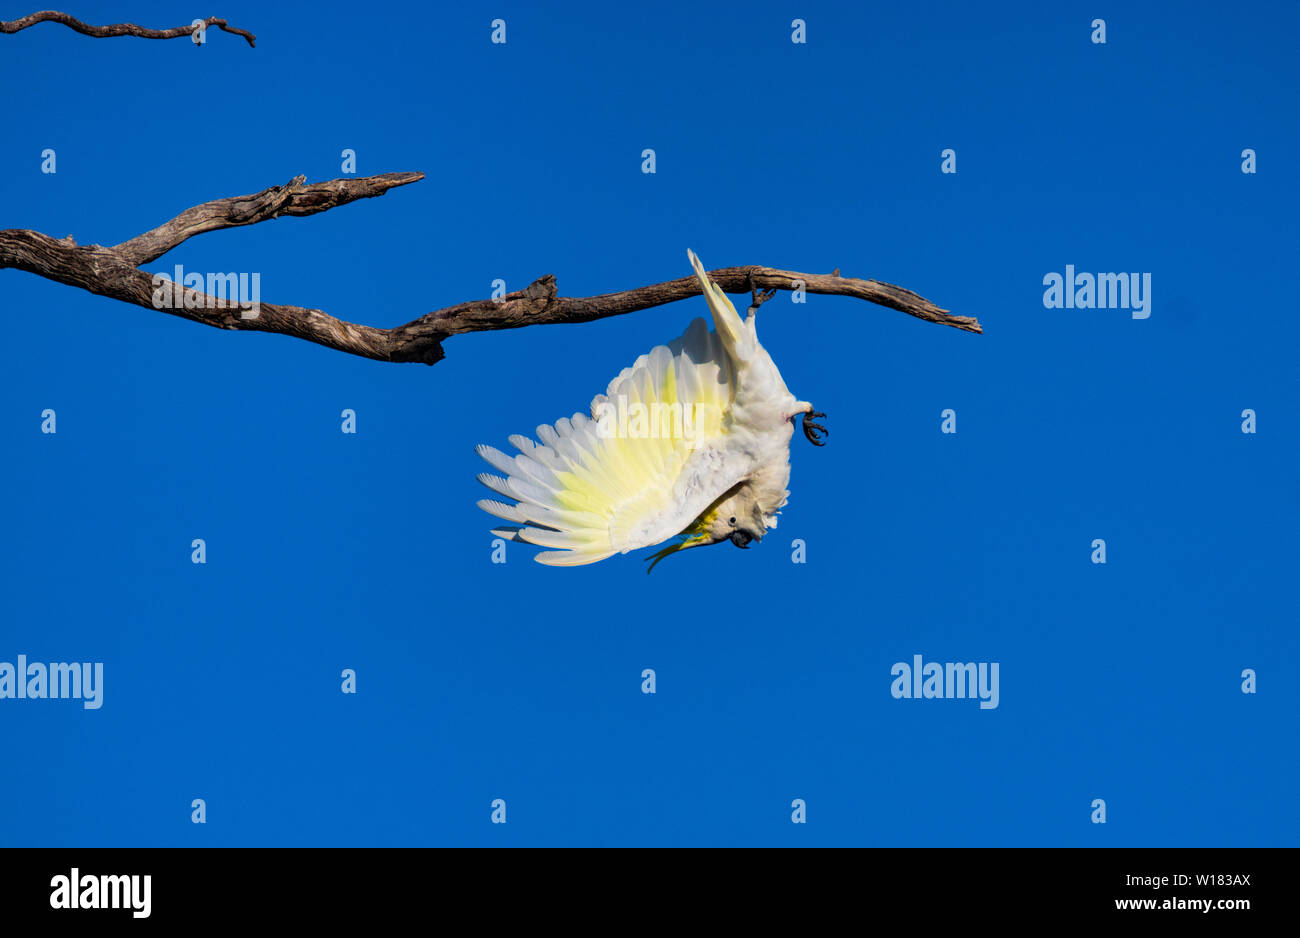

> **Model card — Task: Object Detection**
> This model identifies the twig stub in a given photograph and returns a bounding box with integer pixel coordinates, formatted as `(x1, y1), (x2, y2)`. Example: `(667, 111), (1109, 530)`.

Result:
(0, 171), (980, 367)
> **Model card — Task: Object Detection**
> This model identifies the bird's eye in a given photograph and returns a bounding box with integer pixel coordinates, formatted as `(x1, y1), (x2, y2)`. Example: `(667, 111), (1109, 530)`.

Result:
(728, 516), (736, 525)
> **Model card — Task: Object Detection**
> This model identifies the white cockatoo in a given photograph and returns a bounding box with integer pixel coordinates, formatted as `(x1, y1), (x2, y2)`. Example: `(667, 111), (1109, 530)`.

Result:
(475, 250), (826, 569)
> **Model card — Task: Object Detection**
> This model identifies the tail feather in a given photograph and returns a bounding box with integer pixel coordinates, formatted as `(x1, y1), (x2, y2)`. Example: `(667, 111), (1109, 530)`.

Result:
(687, 249), (749, 359)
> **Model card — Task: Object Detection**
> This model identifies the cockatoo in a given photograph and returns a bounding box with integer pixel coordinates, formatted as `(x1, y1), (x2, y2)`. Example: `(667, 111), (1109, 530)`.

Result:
(475, 250), (826, 569)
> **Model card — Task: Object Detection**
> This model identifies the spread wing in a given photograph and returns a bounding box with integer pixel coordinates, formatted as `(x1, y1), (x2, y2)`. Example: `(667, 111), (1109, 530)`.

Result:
(476, 317), (755, 566)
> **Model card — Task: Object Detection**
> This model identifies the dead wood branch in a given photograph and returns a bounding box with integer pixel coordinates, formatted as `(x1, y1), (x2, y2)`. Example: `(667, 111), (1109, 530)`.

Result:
(0, 172), (981, 366)
(1, 10), (256, 46)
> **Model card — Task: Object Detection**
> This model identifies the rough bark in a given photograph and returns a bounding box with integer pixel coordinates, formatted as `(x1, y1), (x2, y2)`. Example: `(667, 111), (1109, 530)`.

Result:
(0, 172), (981, 366)
(1, 10), (256, 46)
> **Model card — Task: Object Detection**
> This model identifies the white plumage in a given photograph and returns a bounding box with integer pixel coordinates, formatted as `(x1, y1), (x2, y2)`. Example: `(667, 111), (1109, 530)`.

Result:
(476, 249), (824, 568)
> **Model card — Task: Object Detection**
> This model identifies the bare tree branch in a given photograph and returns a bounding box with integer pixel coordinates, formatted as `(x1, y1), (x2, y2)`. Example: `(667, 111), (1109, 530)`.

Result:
(113, 172), (424, 266)
(1, 10), (256, 47)
(0, 172), (981, 367)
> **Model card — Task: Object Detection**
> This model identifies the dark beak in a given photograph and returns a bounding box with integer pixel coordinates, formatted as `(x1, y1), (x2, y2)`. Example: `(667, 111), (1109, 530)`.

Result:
(729, 531), (752, 549)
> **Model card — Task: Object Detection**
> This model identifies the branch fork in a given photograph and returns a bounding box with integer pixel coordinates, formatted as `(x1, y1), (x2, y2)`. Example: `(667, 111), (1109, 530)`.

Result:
(0, 171), (980, 366)
(1, 11), (256, 46)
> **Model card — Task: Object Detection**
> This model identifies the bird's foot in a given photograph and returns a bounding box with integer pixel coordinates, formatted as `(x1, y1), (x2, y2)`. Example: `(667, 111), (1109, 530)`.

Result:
(802, 409), (828, 446)
(747, 271), (776, 318)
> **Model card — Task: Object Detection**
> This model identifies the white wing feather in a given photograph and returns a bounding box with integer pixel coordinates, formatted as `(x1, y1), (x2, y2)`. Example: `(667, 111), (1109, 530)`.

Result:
(477, 318), (751, 565)
(477, 251), (771, 566)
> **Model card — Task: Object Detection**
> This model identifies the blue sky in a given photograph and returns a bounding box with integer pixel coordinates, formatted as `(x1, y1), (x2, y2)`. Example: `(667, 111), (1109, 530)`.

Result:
(1, 0), (1296, 845)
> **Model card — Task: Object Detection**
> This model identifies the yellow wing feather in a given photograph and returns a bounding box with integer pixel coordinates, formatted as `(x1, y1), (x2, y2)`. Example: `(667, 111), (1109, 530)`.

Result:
(477, 252), (752, 566)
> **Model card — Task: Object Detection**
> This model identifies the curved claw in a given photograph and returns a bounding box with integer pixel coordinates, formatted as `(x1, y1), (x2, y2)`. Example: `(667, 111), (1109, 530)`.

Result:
(746, 271), (777, 314)
(802, 410), (828, 446)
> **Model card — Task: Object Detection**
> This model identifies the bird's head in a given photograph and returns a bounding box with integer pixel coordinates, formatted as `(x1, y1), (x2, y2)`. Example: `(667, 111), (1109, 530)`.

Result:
(644, 487), (769, 572)
(701, 495), (768, 549)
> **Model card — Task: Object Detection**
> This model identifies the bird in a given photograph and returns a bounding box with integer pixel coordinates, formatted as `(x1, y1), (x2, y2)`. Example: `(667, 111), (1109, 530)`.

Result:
(474, 249), (826, 570)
